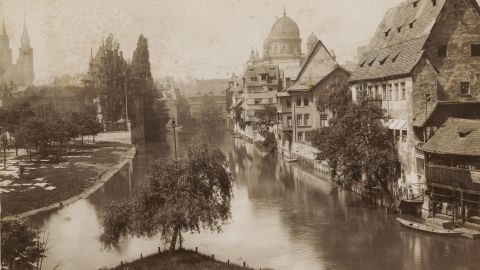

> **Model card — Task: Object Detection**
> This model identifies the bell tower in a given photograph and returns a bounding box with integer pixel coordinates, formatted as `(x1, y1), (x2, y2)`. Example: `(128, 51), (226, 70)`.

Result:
(16, 16), (34, 85)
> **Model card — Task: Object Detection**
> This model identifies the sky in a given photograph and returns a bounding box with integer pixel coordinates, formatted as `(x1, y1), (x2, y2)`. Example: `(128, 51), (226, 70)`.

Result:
(1, 0), (477, 83)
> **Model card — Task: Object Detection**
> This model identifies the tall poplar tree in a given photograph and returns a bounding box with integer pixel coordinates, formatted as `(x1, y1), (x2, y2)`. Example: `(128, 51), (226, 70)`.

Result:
(130, 35), (169, 140)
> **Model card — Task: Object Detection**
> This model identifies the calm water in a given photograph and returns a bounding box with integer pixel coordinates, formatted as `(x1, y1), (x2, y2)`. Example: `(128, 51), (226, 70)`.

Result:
(29, 131), (480, 270)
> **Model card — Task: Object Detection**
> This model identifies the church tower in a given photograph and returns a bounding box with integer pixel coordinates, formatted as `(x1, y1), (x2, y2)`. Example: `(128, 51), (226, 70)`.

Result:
(0, 19), (13, 69)
(16, 17), (34, 85)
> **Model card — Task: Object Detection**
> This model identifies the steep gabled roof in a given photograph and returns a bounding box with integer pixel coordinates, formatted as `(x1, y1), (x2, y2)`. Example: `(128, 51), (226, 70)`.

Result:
(351, 0), (447, 82)
(288, 40), (342, 92)
(422, 117), (480, 156)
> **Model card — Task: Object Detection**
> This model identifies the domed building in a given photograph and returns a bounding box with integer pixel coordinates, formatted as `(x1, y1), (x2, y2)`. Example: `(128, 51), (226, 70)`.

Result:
(248, 9), (310, 82)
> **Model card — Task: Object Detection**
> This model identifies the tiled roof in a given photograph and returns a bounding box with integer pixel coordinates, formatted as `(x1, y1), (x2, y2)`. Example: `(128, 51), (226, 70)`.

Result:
(287, 40), (341, 92)
(351, 0), (447, 82)
(422, 118), (480, 156)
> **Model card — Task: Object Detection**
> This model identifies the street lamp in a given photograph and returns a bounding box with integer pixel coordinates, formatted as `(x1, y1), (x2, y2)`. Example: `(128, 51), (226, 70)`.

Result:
(172, 118), (177, 159)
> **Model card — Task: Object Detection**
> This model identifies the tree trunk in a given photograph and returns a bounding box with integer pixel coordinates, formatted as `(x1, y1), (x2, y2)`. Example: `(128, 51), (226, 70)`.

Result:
(15, 146), (18, 156)
(81, 136), (84, 145)
(169, 227), (180, 251)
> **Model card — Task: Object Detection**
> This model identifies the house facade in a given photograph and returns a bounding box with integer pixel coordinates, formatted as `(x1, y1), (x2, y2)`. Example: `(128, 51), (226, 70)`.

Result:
(350, 0), (480, 207)
(277, 40), (350, 161)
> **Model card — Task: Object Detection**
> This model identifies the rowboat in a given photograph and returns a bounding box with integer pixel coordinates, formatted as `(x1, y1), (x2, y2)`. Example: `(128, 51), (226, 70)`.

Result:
(284, 157), (297, 163)
(396, 218), (462, 236)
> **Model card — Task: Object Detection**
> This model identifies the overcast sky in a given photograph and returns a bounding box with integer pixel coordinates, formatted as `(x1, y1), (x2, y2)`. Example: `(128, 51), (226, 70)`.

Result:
(1, 0), (477, 83)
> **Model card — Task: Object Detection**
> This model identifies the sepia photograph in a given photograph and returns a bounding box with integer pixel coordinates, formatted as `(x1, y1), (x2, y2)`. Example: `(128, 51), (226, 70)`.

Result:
(1, 0), (480, 269)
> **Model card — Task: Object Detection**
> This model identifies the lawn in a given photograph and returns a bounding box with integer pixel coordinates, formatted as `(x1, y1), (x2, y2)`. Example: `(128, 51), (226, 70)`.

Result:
(0, 141), (133, 217)
(110, 249), (255, 270)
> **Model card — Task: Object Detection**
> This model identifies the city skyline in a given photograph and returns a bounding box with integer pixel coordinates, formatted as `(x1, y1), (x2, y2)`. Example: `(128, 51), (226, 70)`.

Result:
(2, 0), (478, 83)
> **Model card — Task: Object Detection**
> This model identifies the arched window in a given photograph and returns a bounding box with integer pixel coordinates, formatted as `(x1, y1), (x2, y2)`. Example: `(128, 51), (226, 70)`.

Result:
(275, 46), (279, 53)
(282, 45), (286, 52)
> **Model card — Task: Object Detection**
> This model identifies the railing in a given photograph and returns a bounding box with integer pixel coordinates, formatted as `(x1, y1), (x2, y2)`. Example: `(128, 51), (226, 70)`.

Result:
(426, 164), (479, 190)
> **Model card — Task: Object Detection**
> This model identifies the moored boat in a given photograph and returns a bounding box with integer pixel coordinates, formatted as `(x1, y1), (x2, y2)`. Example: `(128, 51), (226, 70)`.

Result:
(396, 218), (462, 237)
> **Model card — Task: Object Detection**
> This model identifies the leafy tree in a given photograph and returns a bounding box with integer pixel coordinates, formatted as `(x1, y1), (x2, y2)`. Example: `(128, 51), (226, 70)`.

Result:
(256, 104), (277, 126)
(100, 142), (233, 251)
(198, 95), (223, 130)
(130, 35), (169, 140)
(312, 98), (398, 203)
(1, 220), (46, 270)
(96, 34), (129, 128)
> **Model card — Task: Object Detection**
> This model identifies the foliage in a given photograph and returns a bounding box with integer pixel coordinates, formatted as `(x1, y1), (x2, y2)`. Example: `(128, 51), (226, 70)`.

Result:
(316, 77), (351, 119)
(130, 35), (169, 140)
(198, 95), (224, 130)
(1, 220), (46, 270)
(100, 142), (233, 251)
(96, 34), (129, 126)
(260, 130), (277, 153)
(256, 105), (277, 126)
(312, 98), (398, 202)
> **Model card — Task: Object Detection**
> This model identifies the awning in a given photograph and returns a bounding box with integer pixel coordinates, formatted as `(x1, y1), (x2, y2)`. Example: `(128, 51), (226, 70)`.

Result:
(384, 119), (407, 130)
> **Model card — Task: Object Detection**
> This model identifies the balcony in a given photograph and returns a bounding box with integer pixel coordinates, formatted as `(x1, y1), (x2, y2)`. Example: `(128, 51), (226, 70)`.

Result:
(426, 164), (480, 191)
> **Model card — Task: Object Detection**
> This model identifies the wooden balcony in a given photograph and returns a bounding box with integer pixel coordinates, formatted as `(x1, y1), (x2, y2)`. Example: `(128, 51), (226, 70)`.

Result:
(426, 164), (480, 191)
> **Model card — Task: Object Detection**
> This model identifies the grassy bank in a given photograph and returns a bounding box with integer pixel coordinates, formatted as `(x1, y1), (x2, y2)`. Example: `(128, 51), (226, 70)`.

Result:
(110, 249), (255, 270)
(1, 141), (134, 217)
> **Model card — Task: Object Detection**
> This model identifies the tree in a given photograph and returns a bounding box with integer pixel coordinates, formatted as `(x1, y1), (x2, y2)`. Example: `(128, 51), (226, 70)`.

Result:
(312, 98), (398, 203)
(100, 142), (233, 251)
(198, 95), (223, 130)
(130, 35), (169, 140)
(1, 220), (46, 270)
(312, 87), (397, 203)
(96, 34), (129, 128)
(256, 104), (277, 126)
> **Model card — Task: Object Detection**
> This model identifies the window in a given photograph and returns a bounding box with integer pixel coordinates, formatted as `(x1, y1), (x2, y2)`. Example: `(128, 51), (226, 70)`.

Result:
(409, 20), (416, 28)
(305, 131), (312, 142)
(287, 116), (292, 127)
(401, 82), (406, 100)
(268, 87), (273, 92)
(416, 157), (425, 176)
(438, 45), (447, 57)
(254, 99), (261, 105)
(269, 98), (273, 104)
(304, 114), (310, 126)
(304, 97), (309, 106)
(384, 29), (391, 37)
(432, 0), (437, 6)
(286, 100), (292, 107)
(460, 82), (470, 95)
(397, 27), (402, 33)
(260, 74), (268, 81)
(402, 130), (407, 142)
(471, 44), (480, 56)
(376, 86), (381, 99)
(394, 84), (399, 100)
(382, 84), (387, 100)
(297, 115), (302, 126)
(413, 1), (418, 8)
(296, 97), (302, 106)
(250, 77), (258, 81)
(297, 132), (304, 141)
(395, 130), (401, 142)
(388, 84), (393, 100)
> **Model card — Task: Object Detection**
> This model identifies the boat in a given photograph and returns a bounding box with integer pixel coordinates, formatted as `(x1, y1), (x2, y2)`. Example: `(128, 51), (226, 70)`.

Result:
(396, 218), (463, 236)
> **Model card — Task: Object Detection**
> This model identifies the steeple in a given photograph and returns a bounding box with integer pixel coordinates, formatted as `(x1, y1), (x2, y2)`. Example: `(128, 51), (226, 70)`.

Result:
(20, 15), (30, 49)
(283, 6), (286, 16)
(1, 18), (6, 37)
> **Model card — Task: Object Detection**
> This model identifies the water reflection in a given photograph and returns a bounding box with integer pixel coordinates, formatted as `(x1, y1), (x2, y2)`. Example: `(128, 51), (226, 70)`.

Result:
(28, 132), (480, 270)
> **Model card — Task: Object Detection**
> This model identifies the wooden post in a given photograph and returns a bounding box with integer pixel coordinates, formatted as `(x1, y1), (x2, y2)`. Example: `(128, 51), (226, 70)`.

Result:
(195, 247), (198, 253)
(227, 259), (230, 265)
(158, 247), (161, 254)
(243, 261), (246, 268)
(212, 254), (214, 260)
(140, 253), (143, 259)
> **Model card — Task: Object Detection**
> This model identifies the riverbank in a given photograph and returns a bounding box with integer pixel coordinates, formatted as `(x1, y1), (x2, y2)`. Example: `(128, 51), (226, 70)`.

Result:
(110, 249), (254, 270)
(1, 140), (135, 220)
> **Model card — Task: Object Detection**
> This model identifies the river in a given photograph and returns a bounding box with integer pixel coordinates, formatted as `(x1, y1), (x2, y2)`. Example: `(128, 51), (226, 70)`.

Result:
(29, 130), (480, 270)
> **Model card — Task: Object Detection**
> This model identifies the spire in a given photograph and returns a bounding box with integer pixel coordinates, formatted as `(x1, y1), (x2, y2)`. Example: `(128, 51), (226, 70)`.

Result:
(283, 6), (286, 16)
(20, 14), (30, 48)
(1, 18), (6, 37)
